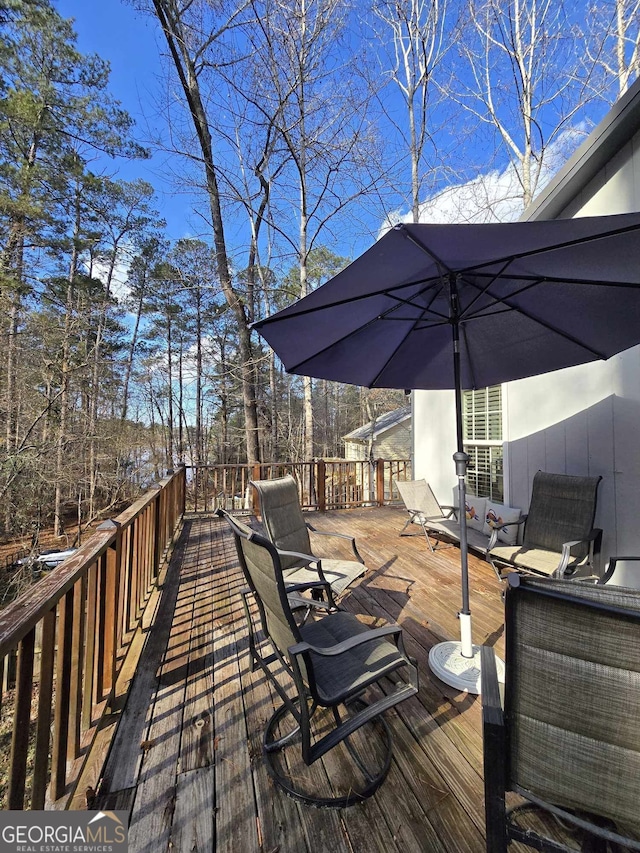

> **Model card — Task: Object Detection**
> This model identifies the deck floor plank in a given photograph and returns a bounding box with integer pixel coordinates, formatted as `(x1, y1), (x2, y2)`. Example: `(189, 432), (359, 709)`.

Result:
(95, 506), (539, 853)
(209, 517), (261, 853)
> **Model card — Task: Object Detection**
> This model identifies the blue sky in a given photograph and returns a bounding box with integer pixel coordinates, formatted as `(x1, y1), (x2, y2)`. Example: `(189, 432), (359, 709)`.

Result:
(52, 0), (617, 264)
(56, 0), (196, 241)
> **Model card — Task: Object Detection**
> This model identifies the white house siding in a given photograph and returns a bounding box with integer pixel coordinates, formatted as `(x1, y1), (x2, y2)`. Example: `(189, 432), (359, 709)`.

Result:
(413, 390), (458, 505)
(413, 116), (640, 566)
(502, 349), (640, 559)
(561, 130), (640, 218)
(345, 442), (366, 461)
(375, 423), (412, 459)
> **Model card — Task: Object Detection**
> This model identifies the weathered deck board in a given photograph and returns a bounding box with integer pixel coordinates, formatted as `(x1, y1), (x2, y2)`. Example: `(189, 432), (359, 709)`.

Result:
(96, 506), (532, 853)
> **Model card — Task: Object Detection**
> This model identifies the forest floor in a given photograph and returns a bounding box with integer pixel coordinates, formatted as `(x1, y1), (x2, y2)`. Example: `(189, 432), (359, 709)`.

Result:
(0, 522), (99, 607)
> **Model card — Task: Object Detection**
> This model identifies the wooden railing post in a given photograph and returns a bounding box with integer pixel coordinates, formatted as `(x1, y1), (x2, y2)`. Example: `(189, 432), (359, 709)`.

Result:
(152, 483), (163, 582)
(176, 462), (187, 516)
(251, 464), (261, 513)
(376, 459), (385, 506)
(317, 459), (326, 512)
(96, 520), (121, 700)
(51, 588), (74, 800)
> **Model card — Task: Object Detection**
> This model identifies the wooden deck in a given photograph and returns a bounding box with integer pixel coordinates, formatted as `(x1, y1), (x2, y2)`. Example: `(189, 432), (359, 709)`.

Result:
(95, 506), (510, 853)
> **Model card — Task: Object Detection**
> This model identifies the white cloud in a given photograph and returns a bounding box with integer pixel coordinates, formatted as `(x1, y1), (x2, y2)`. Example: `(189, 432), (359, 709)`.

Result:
(89, 256), (131, 303)
(381, 123), (589, 231)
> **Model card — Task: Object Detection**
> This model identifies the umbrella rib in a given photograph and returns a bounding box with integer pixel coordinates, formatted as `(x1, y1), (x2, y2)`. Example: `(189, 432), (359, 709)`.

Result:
(253, 276), (443, 327)
(458, 281), (609, 359)
(452, 219), (640, 275)
(468, 270), (640, 289)
(283, 283), (450, 379)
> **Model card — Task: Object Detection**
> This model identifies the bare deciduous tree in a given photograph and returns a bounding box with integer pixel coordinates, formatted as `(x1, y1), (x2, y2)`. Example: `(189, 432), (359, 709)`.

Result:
(586, 0), (640, 97)
(458, 0), (585, 212)
(150, 0), (261, 463)
(374, 0), (449, 222)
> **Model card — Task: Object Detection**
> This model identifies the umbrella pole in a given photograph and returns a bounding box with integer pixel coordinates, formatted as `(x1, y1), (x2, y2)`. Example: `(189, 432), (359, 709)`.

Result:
(454, 451), (473, 658)
(451, 273), (472, 655)
(428, 275), (506, 692)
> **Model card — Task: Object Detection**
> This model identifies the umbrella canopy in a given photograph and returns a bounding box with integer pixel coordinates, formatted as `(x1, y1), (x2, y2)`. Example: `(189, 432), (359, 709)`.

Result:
(255, 214), (640, 395)
(253, 212), (640, 691)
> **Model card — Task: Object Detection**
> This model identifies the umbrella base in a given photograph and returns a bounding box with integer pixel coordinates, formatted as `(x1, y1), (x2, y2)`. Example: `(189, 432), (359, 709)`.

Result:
(428, 641), (505, 694)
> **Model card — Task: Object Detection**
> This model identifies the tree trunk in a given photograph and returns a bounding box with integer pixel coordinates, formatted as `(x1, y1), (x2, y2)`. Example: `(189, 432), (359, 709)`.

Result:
(152, 0), (260, 463)
(54, 196), (81, 538)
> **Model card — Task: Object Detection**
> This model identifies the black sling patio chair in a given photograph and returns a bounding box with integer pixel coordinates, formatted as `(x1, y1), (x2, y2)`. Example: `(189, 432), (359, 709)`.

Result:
(217, 508), (418, 808)
(482, 573), (640, 853)
(487, 471), (602, 579)
(251, 474), (367, 599)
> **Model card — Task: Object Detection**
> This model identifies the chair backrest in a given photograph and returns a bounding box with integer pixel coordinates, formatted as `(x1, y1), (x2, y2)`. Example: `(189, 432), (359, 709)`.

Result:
(223, 511), (301, 662)
(523, 471), (601, 559)
(251, 476), (312, 569)
(395, 479), (444, 519)
(504, 575), (640, 835)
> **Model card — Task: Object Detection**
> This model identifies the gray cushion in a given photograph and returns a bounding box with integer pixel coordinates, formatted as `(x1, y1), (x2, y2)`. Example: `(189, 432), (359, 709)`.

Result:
(299, 611), (407, 706)
(284, 558), (366, 596)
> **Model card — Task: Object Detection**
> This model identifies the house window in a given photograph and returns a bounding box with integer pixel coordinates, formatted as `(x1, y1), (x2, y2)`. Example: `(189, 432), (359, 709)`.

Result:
(463, 386), (503, 501)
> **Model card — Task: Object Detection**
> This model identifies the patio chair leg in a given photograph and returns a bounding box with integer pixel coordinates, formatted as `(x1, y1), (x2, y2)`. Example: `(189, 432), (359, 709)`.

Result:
(486, 556), (506, 583)
(400, 517), (414, 535)
(263, 699), (393, 809)
(421, 525), (436, 552)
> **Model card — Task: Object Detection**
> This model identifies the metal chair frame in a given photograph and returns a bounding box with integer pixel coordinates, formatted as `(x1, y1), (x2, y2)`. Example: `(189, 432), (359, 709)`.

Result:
(218, 508), (419, 808)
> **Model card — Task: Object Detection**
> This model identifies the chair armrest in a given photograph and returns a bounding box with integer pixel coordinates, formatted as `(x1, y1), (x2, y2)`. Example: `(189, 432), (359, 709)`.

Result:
(480, 645), (503, 720)
(404, 507), (423, 518)
(440, 505), (457, 519)
(487, 517), (525, 550)
(289, 623), (402, 658)
(599, 555), (640, 586)
(556, 528), (602, 576)
(284, 579), (332, 595)
(276, 548), (337, 604)
(276, 547), (319, 566)
(286, 592), (335, 612)
(306, 524), (364, 564)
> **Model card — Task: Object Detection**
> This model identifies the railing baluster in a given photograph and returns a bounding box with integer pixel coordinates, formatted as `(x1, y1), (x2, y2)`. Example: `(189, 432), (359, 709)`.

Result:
(68, 576), (86, 760)
(103, 544), (118, 697)
(8, 628), (35, 809)
(51, 589), (74, 800)
(95, 552), (107, 702)
(83, 563), (98, 731)
(32, 610), (56, 809)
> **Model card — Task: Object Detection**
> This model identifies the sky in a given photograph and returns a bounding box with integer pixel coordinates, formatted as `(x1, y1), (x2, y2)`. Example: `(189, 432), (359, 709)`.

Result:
(52, 0), (615, 263)
(56, 0), (196, 241)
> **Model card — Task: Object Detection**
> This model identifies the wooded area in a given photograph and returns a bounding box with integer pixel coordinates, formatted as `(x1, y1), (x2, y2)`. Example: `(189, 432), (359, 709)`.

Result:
(0, 0), (637, 540)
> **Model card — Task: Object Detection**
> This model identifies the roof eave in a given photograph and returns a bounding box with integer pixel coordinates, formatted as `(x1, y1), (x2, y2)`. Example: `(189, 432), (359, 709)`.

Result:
(521, 77), (640, 222)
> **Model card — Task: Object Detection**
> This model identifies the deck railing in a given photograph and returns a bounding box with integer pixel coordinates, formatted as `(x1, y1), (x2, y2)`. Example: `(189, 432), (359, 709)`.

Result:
(187, 458), (411, 513)
(0, 457), (410, 809)
(0, 466), (186, 810)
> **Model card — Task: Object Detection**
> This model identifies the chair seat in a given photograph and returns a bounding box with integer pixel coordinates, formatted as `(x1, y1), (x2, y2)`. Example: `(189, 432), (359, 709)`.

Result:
(284, 559), (366, 596)
(300, 611), (408, 705)
(489, 544), (589, 576)
(427, 519), (492, 554)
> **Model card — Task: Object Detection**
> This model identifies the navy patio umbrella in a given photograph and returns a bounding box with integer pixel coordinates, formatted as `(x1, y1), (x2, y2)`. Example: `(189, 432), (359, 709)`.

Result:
(253, 212), (640, 692)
